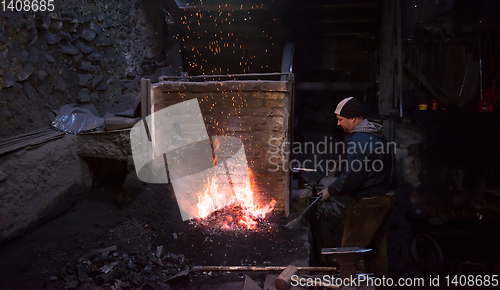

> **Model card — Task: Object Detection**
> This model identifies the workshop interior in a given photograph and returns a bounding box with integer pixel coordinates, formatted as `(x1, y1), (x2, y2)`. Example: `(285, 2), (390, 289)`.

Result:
(1, 0), (500, 289)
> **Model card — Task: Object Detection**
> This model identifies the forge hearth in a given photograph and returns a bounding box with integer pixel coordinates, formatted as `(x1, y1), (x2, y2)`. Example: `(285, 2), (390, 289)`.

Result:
(139, 74), (294, 218)
(193, 203), (275, 231)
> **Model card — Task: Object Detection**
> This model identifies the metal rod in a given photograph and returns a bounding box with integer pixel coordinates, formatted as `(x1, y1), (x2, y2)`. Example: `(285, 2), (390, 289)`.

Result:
(190, 265), (337, 272)
(459, 39), (477, 98)
(159, 72), (292, 81)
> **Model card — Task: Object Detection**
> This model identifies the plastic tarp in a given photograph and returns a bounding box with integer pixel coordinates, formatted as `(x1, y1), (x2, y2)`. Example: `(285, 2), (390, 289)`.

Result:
(51, 103), (104, 134)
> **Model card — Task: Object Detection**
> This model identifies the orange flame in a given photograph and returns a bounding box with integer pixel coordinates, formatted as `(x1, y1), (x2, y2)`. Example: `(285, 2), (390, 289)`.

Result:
(197, 176), (228, 219)
(196, 168), (276, 229)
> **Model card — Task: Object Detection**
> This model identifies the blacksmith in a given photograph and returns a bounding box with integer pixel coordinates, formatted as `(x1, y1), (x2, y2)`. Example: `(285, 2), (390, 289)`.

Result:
(319, 96), (394, 279)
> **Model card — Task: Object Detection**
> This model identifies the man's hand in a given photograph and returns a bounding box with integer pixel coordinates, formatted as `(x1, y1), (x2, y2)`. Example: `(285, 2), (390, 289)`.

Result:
(319, 188), (331, 202)
(316, 189), (346, 218)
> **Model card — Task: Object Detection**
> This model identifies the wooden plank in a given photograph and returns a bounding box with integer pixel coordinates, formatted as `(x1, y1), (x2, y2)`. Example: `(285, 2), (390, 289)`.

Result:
(0, 131), (54, 147)
(0, 128), (53, 144)
(0, 128), (56, 147)
(0, 130), (65, 155)
(141, 78), (151, 118)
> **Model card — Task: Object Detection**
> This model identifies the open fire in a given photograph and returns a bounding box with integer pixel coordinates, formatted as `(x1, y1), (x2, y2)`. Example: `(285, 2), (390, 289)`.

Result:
(195, 137), (276, 230)
(196, 174), (276, 230)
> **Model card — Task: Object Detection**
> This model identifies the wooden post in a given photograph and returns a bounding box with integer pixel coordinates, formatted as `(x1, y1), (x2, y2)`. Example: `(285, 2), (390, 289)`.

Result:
(397, 0), (403, 117)
(140, 78), (152, 143)
(378, 0), (397, 116)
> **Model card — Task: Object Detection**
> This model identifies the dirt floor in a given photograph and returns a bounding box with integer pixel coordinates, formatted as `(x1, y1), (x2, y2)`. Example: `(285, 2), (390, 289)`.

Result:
(0, 177), (310, 290)
(1, 171), (499, 290)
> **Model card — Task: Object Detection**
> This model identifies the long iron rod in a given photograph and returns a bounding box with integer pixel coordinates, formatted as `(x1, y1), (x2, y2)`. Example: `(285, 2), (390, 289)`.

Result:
(190, 265), (337, 272)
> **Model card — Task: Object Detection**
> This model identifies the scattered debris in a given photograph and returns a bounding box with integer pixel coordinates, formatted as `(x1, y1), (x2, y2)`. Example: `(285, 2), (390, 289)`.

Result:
(46, 245), (190, 289)
(101, 261), (119, 274)
(156, 246), (163, 258)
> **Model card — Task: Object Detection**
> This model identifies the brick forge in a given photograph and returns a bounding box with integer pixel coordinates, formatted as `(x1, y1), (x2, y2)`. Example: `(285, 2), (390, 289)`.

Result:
(142, 76), (293, 215)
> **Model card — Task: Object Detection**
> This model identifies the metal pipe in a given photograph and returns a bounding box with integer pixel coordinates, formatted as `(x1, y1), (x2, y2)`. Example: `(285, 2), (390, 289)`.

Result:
(190, 265), (338, 272)
(459, 39), (477, 98)
(159, 72), (292, 81)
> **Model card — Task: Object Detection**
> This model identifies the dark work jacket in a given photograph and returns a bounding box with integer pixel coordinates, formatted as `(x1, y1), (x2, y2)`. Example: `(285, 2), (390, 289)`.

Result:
(328, 126), (393, 199)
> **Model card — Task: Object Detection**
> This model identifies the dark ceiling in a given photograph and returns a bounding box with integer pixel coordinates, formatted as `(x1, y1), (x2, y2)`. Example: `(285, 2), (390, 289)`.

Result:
(161, 0), (382, 76)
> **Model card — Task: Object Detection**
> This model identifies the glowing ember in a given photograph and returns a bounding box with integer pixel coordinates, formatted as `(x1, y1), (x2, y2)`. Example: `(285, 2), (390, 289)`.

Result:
(196, 172), (276, 230)
(195, 136), (275, 230)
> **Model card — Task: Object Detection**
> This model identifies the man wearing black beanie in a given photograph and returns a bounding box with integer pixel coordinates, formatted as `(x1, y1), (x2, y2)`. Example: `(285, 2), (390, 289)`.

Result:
(318, 96), (395, 280)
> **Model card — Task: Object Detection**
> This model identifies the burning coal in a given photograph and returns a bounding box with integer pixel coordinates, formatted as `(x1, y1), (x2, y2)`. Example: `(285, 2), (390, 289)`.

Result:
(194, 136), (276, 230)
(196, 176), (276, 230)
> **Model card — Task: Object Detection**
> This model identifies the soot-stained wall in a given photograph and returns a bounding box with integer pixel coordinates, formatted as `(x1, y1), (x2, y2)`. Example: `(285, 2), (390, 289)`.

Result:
(0, 0), (171, 139)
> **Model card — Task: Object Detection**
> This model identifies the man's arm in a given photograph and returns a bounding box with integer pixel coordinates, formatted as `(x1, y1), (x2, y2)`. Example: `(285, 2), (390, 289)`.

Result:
(327, 134), (369, 196)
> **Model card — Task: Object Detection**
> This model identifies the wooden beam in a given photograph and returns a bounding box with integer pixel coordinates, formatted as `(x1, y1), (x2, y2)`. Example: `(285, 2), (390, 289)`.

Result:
(396, 0), (403, 117)
(378, 0), (398, 116)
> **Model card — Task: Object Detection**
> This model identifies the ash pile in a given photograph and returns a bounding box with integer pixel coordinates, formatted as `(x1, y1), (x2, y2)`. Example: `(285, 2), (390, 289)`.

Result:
(45, 245), (188, 290)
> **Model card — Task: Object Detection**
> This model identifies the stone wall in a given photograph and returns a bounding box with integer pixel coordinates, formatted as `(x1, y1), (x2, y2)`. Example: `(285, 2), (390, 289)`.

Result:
(0, 0), (174, 139)
(0, 135), (92, 243)
(150, 80), (292, 212)
(394, 111), (500, 226)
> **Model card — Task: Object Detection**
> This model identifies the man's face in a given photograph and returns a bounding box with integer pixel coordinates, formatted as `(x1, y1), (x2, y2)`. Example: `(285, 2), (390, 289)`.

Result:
(336, 115), (355, 132)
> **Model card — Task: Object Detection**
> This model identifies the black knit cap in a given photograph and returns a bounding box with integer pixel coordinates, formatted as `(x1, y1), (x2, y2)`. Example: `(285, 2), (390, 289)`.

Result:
(335, 97), (363, 118)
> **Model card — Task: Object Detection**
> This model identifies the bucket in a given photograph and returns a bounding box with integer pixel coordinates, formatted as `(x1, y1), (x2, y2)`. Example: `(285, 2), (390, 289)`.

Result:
(418, 104), (428, 110)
